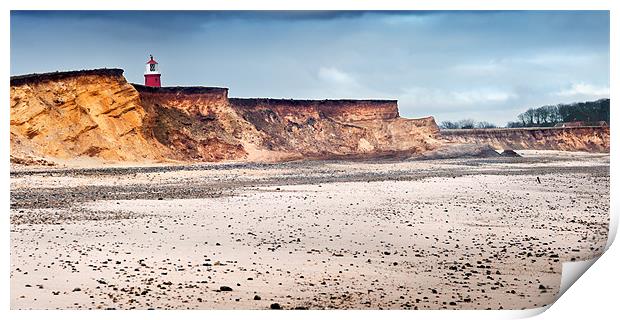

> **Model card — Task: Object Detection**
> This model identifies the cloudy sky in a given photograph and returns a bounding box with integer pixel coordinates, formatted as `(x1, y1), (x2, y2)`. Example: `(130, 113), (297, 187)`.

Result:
(11, 11), (609, 125)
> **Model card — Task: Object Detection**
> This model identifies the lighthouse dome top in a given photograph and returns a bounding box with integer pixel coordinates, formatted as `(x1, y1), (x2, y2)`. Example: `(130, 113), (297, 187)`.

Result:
(146, 55), (158, 65)
(144, 54), (161, 77)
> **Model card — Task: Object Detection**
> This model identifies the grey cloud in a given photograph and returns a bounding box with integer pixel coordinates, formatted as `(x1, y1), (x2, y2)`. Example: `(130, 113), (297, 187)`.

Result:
(11, 11), (609, 125)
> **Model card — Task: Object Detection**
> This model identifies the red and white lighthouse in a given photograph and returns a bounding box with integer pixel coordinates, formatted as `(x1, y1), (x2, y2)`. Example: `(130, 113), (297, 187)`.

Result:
(144, 55), (161, 87)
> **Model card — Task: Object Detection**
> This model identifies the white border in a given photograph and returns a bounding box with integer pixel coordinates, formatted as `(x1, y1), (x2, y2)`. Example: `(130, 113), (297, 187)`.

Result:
(2, 1), (617, 319)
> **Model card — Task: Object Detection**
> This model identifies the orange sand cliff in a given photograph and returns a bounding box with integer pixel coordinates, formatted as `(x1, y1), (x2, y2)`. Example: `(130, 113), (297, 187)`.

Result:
(10, 69), (441, 164)
(9, 69), (609, 166)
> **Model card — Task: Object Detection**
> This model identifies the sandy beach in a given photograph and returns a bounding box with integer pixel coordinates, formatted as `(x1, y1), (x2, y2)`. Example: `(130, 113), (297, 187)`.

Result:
(10, 150), (609, 310)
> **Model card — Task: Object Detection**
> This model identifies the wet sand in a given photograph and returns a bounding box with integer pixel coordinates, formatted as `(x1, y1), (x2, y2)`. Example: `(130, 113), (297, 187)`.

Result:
(10, 151), (610, 310)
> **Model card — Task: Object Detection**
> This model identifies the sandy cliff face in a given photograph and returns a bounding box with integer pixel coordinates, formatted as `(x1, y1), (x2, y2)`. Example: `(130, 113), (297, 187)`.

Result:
(10, 69), (164, 163)
(439, 127), (610, 153)
(135, 85), (260, 162)
(11, 68), (608, 165)
(230, 99), (440, 160)
(136, 93), (441, 162)
(10, 69), (441, 164)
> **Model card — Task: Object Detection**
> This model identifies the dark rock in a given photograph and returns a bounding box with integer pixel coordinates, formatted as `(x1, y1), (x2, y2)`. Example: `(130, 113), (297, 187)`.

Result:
(500, 149), (521, 157)
(415, 144), (500, 160)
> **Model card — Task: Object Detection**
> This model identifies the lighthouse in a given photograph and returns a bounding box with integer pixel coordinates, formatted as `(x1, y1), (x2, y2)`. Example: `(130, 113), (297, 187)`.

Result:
(144, 55), (161, 87)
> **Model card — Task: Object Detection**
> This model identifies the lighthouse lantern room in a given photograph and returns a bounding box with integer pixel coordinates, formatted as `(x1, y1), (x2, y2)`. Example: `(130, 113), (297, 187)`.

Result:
(144, 55), (161, 87)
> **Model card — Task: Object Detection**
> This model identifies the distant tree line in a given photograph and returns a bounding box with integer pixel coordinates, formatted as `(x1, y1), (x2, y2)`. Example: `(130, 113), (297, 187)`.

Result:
(506, 98), (609, 128)
(439, 119), (497, 129)
(439, 98), (609, 130)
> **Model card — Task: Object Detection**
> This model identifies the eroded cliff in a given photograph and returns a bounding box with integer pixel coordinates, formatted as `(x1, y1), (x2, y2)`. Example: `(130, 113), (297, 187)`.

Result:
(230, 98), (440, 160)
(439, 127), (610, 153)
(134, 85), (255, 162)
(10, 69), (441, 165)
(10, 68), (610, 166)
(10, 69), (165, 163)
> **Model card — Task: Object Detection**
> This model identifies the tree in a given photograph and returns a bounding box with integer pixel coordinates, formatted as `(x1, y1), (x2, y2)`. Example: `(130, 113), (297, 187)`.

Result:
(476, 121), (497, 129)
(457, 119), (476, 129)
(506, 121), (524, 128)
(439, 121), (459, 129)
(517, 113), (528, 126)
(523, 108), (535, 126)
(533, 108), (544, 125)
(514, 99), (609, 127)
(440, 119), (497, 129)
(542, 105), (561, 124)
